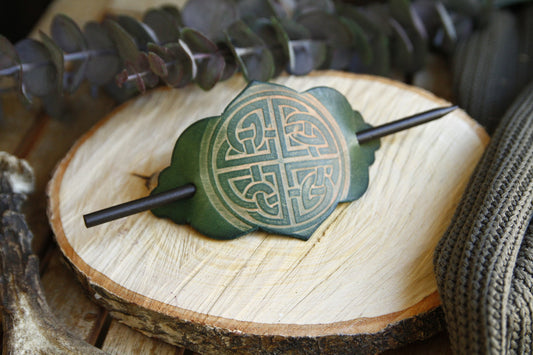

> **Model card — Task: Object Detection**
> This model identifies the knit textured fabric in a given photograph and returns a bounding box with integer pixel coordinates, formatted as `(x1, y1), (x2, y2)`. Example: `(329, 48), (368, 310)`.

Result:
(434, 81), (533, 354)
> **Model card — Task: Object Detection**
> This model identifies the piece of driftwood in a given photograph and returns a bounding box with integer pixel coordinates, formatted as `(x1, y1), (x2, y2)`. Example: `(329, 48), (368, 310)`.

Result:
(0, 152), (105, 354)
(48, 72), (489, 354)
(101, 321), (181, 354)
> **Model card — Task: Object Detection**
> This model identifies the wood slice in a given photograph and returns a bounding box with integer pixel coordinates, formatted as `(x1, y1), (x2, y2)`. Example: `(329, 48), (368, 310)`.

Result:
(47, 72), (488, 354)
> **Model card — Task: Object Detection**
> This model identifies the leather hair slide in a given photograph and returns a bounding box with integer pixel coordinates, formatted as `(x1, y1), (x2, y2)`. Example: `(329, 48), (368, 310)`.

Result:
(84, 81), (456, 240)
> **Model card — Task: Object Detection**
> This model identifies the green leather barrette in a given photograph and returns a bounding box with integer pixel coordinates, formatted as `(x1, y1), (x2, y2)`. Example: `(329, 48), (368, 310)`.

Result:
(84, 81), (456, 240)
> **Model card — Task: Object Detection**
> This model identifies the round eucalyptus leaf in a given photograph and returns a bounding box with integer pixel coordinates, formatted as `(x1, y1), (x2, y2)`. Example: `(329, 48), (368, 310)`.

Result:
(389, 0), (414, 28)
(340, 17), (372, 66)
(63, 58), (89, 93)
(116, 15), (158, 49)
(391, 1), (434, 70)
(182, 0), (239, 42)
(452, 13), (474, 41)
(51, 14), (87, 53)
(181, 28), (218, 54)
(103, 18), (141, 68)
(329, 47), (354, 70)
(196, 53), (225, 90)
(274, 17), (310, 41)
(249, 18), (287, 76)
(161, 5), (182, 23)
(270, 17), (325, 74)
(237, 0), (276, 21)
(160, 42), (194, 87)
(336, 3), (382, 35)
(51, 14), (89, 92)
(296, 11), (352, 48)
(0, 35), (20, 69)
(289, 39), (326, 75)
(434, 2), (457, 52)
(147, 51), (168, 77)
(441, 0), (482, 18)
(249, 18), (279, 47)
(15, 38), (57, 98)
(19, 83), (34, 104)
(388, 0), (428, 72)
(389, 19), (415, 72)
(84, 21), (120, 85)
(270, 16), (292, 62)
(136, 52), (159, 89)
(296, 10), (353, 69)
(408, 6), (430, 70)
(147, 43), (193, 88)
(389, 0), (430, 59)
(452, 10), (521, 133)
(143, 8), (181, 44)
(411, 0), (440, 37)
(216, 42), (239, 81)
(293, 0), (335, 18)
(266, 0), (289, 19)
(225, 20), (274, 81)
(409, 3), (429, 40)
(356, 3), (393, 36)
(39, 31), (64, 94)
(0, 35), (22, 91)
(370, 34), (390, 76)
(181, 28), (225, 89)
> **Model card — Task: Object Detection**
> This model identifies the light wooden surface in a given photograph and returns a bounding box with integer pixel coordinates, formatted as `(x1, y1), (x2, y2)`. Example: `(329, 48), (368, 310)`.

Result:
(0, 0), (487, 353)
(48, 72), (487, 352)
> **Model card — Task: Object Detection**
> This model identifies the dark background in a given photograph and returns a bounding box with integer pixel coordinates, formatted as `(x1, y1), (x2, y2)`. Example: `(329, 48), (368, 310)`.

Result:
(0, 0), (53, 42)
(0, 0), (379, 43)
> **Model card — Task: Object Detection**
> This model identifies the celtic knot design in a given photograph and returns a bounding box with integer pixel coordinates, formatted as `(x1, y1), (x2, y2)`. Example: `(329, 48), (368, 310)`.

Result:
(152, 82), (379, 240)
(205, 87), (350, 236)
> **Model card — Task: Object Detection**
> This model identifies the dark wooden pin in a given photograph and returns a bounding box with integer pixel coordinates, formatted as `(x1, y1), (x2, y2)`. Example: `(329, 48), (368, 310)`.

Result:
(83, 184), (196, 227)
(83, 105), (457, 228)
(355, 105), (457, 144)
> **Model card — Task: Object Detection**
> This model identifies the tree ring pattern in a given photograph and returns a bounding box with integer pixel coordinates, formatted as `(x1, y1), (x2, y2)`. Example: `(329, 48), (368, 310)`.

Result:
(205, 88), (350, 236)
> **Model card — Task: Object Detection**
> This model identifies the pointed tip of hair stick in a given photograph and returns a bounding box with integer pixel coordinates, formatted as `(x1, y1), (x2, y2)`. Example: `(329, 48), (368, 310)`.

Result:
(356, 105), (458, 144)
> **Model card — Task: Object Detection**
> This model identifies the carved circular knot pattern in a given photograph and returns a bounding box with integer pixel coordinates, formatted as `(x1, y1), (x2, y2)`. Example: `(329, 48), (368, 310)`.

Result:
(206, 88), (350, 235)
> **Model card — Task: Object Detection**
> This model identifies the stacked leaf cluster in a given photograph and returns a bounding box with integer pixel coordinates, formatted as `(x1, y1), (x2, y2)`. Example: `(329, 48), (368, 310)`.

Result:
(0, 0), (495, 114)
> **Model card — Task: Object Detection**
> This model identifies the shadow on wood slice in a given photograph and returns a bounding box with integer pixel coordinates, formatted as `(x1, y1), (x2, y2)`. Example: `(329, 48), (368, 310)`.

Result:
(47, 71), (488, 354)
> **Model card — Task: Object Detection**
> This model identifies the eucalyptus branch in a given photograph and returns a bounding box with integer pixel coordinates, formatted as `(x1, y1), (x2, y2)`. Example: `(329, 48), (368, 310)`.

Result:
(63, 49), (115, 62)
(0, 49), (112, 77)
(0, 0), (494, 118)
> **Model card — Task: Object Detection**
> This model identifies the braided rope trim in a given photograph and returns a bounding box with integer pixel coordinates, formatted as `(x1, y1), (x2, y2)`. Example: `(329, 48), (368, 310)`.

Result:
(434, 81), (533, 354)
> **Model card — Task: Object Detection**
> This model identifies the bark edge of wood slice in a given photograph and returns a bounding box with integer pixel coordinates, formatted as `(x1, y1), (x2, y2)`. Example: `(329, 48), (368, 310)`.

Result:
(47, 71), (488, 354)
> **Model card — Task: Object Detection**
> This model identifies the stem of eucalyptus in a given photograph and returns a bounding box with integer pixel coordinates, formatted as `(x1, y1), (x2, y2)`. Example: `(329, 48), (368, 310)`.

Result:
(0, 49), (114, 78)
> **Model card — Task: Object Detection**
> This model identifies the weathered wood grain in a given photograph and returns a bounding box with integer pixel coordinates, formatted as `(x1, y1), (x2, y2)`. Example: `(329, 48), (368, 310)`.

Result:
(0, 152), (104, 354)
(41, 248), (107, 343)
(102, 321), (182, 355)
